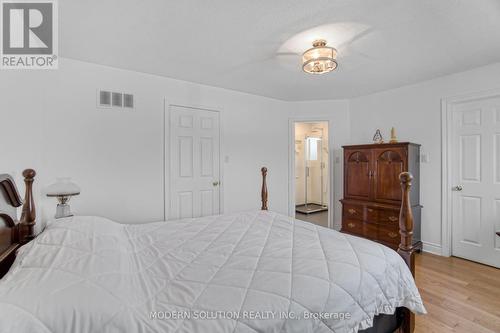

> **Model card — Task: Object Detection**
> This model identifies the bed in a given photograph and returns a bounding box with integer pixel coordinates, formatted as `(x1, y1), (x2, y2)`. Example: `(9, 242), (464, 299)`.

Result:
(0, 168), (425, 333)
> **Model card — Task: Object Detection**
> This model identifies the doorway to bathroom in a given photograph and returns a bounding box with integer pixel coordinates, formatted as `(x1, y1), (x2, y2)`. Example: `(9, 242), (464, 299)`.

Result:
(292, 121), (330, 228)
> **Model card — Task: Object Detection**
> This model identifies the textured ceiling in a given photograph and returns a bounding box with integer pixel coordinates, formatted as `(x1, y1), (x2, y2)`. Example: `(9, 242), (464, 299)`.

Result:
(60, 0), (500, 101)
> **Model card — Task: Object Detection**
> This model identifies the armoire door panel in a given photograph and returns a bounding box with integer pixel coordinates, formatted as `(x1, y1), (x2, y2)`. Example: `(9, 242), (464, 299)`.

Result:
(344, 149), (371, 200)
(372, 148), (406, 203)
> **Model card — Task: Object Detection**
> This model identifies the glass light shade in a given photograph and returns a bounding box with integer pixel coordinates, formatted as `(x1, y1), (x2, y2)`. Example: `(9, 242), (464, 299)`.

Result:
(45, 178), (81, 197)
(302, 40), (338, 74)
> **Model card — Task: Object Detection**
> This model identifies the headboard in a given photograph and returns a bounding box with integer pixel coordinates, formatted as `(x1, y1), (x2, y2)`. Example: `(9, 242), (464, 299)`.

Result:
(0, 169), (36, 278)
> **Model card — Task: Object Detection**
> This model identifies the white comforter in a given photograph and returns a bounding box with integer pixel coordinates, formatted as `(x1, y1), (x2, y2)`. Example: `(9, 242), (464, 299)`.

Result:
(0, 211), (425, 333)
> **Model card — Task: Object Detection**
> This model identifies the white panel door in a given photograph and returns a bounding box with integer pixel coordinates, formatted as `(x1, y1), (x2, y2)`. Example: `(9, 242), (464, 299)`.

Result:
(451, 97), (500, 268)
(169, 105), (220, 219)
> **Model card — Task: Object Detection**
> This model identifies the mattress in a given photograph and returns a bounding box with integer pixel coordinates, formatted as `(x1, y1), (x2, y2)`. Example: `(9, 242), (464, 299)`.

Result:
(0, 211), (426, 333)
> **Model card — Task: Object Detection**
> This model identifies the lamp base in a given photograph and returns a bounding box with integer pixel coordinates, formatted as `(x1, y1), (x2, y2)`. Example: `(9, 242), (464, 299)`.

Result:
(55, 203), (73, 219)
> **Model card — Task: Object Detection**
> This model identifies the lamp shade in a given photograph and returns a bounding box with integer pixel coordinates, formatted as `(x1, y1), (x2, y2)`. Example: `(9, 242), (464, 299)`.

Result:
(46, 178), (80, 197)
(302, 39), (338, 74)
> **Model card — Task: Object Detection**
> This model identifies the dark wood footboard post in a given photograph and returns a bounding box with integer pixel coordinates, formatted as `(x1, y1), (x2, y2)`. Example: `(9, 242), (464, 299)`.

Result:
(398, 172), (415, 275)
(19, 169), (36, 244)
(261, 167), (268, 210)
(397, 171), (415, 333)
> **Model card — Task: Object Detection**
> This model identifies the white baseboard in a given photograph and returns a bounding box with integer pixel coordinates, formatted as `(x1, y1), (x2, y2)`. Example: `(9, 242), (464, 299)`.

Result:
(422, 241), (443, 256)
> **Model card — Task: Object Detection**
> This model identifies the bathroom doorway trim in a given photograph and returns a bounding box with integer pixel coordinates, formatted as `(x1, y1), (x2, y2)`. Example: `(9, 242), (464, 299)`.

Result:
(288, 118), (334, 229)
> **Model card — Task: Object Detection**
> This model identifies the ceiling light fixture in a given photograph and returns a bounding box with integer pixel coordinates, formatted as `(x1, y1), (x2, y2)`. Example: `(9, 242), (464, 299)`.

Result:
(302, 39), (337, 74)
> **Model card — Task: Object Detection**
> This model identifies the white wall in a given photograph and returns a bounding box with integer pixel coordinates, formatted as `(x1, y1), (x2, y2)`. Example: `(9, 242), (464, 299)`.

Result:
(0, 71), (45, 221)
(0, 58), (351, 229)
(349, 62), (500, 254)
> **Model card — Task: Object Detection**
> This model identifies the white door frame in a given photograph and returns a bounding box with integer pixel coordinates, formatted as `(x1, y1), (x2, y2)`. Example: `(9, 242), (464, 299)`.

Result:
(288, 118), (335, 229)
(441, 88), (500, 256)
(164, 99), (224, 220)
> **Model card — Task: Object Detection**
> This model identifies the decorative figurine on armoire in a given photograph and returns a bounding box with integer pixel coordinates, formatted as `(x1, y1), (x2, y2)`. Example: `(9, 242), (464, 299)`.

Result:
(372, 129), (384, 144)
(389, 127), (398, 143)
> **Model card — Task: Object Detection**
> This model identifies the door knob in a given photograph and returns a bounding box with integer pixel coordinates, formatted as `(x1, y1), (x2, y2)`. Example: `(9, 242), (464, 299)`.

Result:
(452, 185), (463, 191)
(212, 181), (220, 186)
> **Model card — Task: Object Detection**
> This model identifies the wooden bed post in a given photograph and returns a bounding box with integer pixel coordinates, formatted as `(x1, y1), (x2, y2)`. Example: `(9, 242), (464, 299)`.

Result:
(0, 169), (36, 278)
(19, 169), (36, 244)
(397, 172), (415, 275)
(397, 171), (415, 333)
(261, 167), (268, 210)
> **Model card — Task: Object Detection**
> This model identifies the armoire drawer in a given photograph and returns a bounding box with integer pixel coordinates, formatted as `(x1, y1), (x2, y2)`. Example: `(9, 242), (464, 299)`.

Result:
(366, 207), (400, 226)
(342, 219), (364, 236)
(362, 222), (379, 240)
(343, 204), (364, 221)
(377, 226), (400, 244)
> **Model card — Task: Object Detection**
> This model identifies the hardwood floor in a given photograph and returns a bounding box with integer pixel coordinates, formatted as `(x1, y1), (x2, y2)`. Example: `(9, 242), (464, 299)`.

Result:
(295, 210), (329, 228)
(415, 253), (500, 333)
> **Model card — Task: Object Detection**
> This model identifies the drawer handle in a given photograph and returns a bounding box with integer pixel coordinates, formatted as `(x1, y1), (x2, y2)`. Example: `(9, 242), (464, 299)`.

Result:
(348, 209), (357, 215)
(388, 232), (398, 238)
(347, 222), (356, 228)
(367, 208), (374, 212)
(388, 216), (398, 222)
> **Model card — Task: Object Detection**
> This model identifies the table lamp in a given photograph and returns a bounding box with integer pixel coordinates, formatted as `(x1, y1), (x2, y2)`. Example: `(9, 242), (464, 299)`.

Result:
(46, 178), (80, 218)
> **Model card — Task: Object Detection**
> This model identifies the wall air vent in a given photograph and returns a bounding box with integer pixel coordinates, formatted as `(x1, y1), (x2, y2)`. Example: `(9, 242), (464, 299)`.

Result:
(123, 94), (134, 109)
(99, 90), (111, 107)
(112, 92), (123, 107)
(97, 90), (134, 110)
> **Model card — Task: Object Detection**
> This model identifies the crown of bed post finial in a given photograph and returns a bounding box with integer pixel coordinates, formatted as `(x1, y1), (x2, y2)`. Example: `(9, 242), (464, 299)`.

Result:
(22, 169), (36, 179)
(20, 169), (36, 244)
(399, 171), (413, 185)
(261, 167), (268, 210)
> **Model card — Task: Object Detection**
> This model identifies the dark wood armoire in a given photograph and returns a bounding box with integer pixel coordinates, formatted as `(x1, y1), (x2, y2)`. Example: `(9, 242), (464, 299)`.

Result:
(340, 142), (422, 251)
